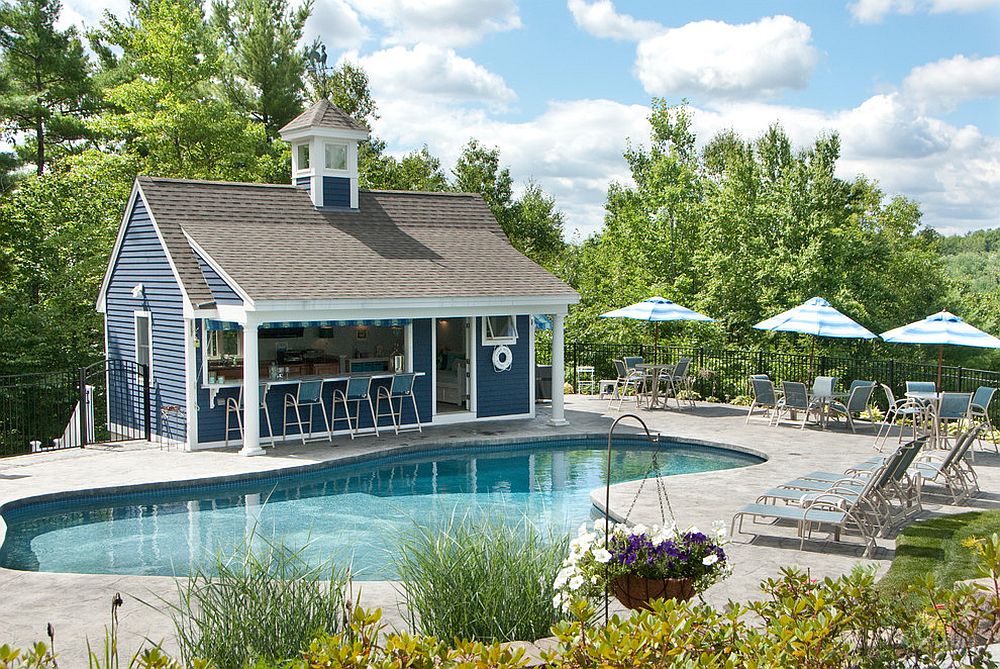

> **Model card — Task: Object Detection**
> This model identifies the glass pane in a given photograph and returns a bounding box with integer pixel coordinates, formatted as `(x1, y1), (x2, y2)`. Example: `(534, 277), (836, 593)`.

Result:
(297, 144), (310, 169)
(135, 316), (149, 348)
(325, 143), (347, 170)
(486, 316), (516, 340)
(221, 331), (240, 356)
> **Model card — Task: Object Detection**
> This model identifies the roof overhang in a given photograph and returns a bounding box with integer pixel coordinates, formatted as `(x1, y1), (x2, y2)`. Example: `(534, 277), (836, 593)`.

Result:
(279, 127), (370, 143)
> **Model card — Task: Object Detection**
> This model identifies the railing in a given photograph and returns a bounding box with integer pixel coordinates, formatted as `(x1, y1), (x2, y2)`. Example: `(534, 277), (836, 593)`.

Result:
(538, 341), (1000, 424)
(0, 359), (150, 458)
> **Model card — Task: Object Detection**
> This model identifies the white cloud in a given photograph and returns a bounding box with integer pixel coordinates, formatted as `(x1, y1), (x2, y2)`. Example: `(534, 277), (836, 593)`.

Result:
(903, 55), (1000, 111)
(345, 0), (520, 47)
(635, 16), (819, 99)
(307, 0), (370, 50)
(351, 44), (516, 104)
(59, 0), (129, 30)
(566, 0), (661, 40)
(848, 0), (1000, 22)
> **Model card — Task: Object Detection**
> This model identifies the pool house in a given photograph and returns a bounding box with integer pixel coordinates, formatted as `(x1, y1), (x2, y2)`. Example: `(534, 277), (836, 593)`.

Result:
(96, 100), (579, 455)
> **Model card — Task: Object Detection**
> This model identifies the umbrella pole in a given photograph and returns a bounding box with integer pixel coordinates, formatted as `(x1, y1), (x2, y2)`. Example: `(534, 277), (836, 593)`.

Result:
(809, 338), (815, 380)
(654, 323), (659, 362)
(937, 344), (943, 390)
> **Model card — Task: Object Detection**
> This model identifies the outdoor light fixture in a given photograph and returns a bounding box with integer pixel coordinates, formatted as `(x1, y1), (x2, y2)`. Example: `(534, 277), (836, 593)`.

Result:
(131, 284), (145, 298)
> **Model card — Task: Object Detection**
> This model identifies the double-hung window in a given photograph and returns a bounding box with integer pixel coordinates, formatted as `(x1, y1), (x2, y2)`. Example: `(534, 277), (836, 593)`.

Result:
(134, 311), (153, 379)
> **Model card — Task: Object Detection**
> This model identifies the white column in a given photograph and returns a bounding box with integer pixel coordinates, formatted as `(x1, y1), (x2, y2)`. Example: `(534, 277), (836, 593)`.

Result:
(240, 317), (265, 456)
(549, 312), (568, 426)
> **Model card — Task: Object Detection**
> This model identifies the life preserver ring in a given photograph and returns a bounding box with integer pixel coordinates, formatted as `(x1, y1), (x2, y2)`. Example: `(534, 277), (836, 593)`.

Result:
(492, 345), (512, 372)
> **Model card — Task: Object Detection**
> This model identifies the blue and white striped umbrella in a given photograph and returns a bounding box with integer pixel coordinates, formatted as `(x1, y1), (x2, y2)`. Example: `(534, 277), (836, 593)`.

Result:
(880, 311), (1000, 348)
(753, 297), (876, 339)
(600, 297), (714, 323)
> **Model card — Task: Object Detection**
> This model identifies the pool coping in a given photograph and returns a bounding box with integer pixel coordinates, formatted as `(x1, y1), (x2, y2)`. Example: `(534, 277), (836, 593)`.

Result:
(0, 430), (767, 573)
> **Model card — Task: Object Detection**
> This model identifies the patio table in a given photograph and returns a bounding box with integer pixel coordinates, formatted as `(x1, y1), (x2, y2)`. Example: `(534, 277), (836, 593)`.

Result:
(905, 391), (944, 446)
(810, 391), (850, 430)
(635, 363), (674, 409)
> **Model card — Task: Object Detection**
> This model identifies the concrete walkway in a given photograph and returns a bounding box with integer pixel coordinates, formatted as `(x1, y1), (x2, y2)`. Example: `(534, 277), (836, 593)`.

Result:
(2, 396), (999, 665)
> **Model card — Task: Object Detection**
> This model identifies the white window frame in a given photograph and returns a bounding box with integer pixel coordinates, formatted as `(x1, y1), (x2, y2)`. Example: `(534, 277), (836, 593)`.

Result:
(206, 329), (243, 360)
(481, 315), (518, 346)
(324, 142), (348, 171)
(134, 310), (153, 380)
(295, 143), (310, 173)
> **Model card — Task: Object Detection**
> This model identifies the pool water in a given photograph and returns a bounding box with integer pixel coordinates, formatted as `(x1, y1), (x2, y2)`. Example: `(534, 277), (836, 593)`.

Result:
(0, 437), (760, 579)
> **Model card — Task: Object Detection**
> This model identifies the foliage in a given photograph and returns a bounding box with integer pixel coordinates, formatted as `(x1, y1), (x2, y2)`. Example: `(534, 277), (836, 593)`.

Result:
(161, 534), (349, 669)
(0, 0), (97, 176)
(553, 521), (730, 609)
(392, 514), (568, 643)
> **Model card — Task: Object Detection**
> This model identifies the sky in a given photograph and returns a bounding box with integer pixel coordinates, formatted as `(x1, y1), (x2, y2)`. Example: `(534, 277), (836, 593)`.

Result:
(59, 0), (1000, 240)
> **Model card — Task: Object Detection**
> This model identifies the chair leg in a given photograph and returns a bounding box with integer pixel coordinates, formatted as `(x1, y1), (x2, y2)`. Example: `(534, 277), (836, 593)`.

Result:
(262, 403), (274, 447)
(368, 397), (380, 437)
(410, 393), (422, 432)
(319, 401), (332, 442)
(294, 403), (306, 446)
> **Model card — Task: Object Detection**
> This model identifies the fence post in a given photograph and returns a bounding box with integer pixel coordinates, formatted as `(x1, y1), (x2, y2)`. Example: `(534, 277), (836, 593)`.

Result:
(957, 366), (964, 392)
(143, 364), (151, 442)
(889, 359), (896, 391)
(77, 367), (88, 447)
(698, 346), (705, 370)
(756, 351), (764, 374)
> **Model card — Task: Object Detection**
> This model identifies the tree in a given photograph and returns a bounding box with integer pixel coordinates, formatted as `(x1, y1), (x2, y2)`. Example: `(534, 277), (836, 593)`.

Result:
(511, 181), (565, 268)
(453, 138), (515, 228)
(212, 0), (311, 139)
(90, 0), (268, 181)
(0, 0), (96, 175)
(363, 145), (449, 192)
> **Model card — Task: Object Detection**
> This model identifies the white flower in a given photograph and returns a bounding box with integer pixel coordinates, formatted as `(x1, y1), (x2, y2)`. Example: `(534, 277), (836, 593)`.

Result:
(702, 554), (719, 566)
(593, 548), (612, 563)
(569, 574), (584, 590)
(591, 575), (598, 584)
(628, 523), (649, 537)
(552, 593), (563, 609)
(712, 520), (728, 539)
(554, 566), (576, 589)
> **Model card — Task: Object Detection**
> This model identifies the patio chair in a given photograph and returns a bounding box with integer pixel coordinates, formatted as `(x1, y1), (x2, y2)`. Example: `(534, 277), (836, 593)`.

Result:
(622, 356), (644, 372)
(225, 383), (274, 448)
(812, 376), (838, 397)
(771, 381), (821, 429)
(906, 381), (937, 394)
(874, 383), (931, 450)
(746, 375), (779, 424)
(911, 425), (983, 503)
(375, 373), (422, 435)
(664, 357), (693, 408)
(610, 359), (643, 411)
(332, 376), (379, 439)
(828, 382), (876, 433)
(283, 379), (330, 445)
(936, 392), (973, 448)
(970, 386), (998, 453)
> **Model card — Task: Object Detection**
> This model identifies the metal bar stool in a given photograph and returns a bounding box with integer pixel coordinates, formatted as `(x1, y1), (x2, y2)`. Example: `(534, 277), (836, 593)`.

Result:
(332, 376), (379, 439)
(375, 373), (422, 435)
(283, 380), (330, 445)
(225, 384), (275, 448)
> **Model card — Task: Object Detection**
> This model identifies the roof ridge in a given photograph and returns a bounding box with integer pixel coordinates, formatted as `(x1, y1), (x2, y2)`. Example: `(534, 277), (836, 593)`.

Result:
(363, 189), (484, 198)
(139, 176), (297, 189)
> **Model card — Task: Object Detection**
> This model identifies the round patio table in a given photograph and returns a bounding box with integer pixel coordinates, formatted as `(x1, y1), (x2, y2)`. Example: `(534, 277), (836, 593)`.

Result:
(905, 391), (943, 446)
(635, 363), (674, 409)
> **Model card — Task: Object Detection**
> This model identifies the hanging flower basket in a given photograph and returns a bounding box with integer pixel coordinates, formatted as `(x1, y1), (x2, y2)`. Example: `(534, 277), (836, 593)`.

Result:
(610, 574), (696, 610)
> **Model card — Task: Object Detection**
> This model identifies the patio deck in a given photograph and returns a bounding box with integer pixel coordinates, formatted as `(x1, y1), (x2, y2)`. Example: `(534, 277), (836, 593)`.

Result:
(2, 395), (999, 665)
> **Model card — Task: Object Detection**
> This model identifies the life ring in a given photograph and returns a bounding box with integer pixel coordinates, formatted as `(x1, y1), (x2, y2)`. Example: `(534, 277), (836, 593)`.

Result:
(492, 345), (512, 372)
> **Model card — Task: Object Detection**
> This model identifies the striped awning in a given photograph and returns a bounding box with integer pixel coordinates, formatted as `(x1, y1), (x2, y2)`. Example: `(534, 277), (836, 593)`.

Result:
(880, 311), (1000, 348)
(753, 297), (876, 340)
(206, 319), (410, 331)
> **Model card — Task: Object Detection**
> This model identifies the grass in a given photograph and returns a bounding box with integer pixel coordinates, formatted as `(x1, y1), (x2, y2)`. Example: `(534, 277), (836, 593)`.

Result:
(393, 513), (569, 643)
(161, 533), (350, 669)
(879, 510), (1000, 608)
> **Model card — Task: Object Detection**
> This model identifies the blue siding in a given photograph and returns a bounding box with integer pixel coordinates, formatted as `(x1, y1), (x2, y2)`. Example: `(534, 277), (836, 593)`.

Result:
(322, 176), (350, 208)
(295, 176), (310, 193)
(193, 250), (242, 305)
(105, 197), (187, 440)
(476, 315), (530, 418)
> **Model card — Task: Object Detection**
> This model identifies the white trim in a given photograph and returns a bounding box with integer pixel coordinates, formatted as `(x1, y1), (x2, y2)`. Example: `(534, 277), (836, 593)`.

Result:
(529, 315), (536, 418)
(481, 315), (518, 346)
(430, 319), (437, 416)
(133, 310), (154, 381)
(96, 183), (141, 313)
(405, 323), (414, 372)
(183, 318), (198, 450)
(182, 231), (254, 307)
(251, 296), (575, 314)
(468, 317), (477, 415)
(200, 319), (210, 387)
(280, 126), (370, 143)
(430, 410), (476, 426)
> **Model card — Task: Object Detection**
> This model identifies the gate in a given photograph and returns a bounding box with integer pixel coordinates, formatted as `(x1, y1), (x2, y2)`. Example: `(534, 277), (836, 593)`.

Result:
(0, 359), (149, 457)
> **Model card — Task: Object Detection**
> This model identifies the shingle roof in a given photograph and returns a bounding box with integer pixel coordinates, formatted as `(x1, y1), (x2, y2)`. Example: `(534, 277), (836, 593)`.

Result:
(136, 177), (578, 304)
(279, 99), (369, 135)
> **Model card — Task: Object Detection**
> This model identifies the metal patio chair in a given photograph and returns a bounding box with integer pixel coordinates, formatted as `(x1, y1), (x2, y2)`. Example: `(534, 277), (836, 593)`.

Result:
(971, 386), (998, 453)
(375, 373), (422, 435)
(828, 381), (875, 433)
(283, 379), (330, 445)
(906, 381), (937, 394)
(936, 392), (973, 448)
(225, 383), (274, 448)
(610, 359), (643, 410)
(772, 381), (820, 429)
(332, 376), (379, 438)
(746, 375), (778, 424)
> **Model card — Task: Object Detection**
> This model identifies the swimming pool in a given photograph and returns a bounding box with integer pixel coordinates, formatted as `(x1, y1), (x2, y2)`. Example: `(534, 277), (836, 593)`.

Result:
(0, 436), (761, 579)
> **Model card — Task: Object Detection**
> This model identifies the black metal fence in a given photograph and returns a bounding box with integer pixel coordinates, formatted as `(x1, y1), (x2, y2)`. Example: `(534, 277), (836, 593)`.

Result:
(538, 341), (1000, 423)
(0, 359), (150, 458)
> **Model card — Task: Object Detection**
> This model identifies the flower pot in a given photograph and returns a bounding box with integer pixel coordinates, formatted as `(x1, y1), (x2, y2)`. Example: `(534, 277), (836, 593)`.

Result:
(610, 575), (696, 610)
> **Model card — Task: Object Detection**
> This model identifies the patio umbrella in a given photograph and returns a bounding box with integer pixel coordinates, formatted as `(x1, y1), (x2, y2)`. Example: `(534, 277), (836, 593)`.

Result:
(880, 311), (1000, 389)
(600, 296), (714, 353)
(753, 297), (877, 376)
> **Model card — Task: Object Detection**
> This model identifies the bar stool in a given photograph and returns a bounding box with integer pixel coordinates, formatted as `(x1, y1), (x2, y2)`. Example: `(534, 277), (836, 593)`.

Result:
(283, 380), (329, 445)
(575, 365), (595, 394)
(332, 376), (378, 439)
(225, 384), (274, 448)
(375, 373), (422, 435)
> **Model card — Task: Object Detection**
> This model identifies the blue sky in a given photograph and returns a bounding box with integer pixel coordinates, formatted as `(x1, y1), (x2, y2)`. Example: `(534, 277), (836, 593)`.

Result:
(63, 0), (1000, 238)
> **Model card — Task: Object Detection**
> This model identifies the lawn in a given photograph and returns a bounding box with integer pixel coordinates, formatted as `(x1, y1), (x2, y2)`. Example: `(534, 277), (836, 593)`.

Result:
(879, 510), (1000, 606)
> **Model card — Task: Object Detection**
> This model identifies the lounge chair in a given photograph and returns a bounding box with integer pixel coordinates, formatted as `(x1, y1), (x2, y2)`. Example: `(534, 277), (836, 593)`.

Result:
(746, 375), (779, 424)
(912, 425), (983, 502)
(971, 386), (998, 453)
(828, 381), (875, 433)
(771, 381), (821, 429)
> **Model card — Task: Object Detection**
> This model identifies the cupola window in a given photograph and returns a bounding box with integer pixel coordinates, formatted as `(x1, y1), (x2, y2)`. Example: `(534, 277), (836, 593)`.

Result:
(296, 144), (310, 171)
(325, 142), (348, 171)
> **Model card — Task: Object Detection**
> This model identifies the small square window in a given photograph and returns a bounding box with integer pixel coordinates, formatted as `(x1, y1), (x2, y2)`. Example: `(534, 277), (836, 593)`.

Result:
(325, 143), (347, 170)
(482, 315), (518, 345)
(297, 144), (310, 170)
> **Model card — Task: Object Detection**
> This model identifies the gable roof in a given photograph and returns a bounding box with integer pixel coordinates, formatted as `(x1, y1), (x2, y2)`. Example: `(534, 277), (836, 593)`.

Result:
(136, 177), (578, 305)
(279, 99), (369, 135)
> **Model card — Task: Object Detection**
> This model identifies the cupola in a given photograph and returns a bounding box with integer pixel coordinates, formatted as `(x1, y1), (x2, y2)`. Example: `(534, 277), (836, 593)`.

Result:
(279, 99), (370, 209)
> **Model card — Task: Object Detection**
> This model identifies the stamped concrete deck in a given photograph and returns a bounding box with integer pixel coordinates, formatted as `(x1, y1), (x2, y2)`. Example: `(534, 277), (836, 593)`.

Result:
(2, 396), (999, 665)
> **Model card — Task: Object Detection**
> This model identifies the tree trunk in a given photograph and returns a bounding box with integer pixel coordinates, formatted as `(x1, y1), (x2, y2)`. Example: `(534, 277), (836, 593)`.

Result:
(35, 66), (44, 175)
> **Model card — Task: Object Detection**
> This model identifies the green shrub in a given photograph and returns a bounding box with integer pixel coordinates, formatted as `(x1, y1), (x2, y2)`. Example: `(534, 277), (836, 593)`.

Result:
(162, 535), (349, 669)
(393, 515), (568, 642)
(730, 394), (753, 406)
